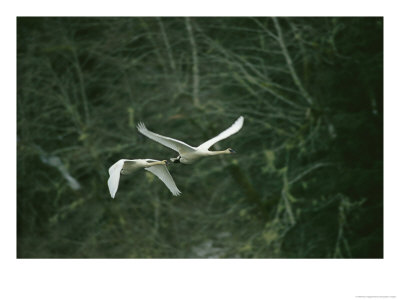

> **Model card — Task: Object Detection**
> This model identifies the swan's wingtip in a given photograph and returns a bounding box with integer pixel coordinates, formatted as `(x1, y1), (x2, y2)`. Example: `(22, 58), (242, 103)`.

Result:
(235, 116), (244, 128)
(136, 122), (146, 130)
(108, 186), (116, 199)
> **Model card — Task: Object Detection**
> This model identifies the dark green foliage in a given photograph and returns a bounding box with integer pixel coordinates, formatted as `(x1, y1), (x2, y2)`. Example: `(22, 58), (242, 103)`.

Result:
(17, 17), (383, 258)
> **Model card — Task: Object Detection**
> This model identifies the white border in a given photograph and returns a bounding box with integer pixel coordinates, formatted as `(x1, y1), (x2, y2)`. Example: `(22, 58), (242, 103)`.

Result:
(3, 1), (399, 299)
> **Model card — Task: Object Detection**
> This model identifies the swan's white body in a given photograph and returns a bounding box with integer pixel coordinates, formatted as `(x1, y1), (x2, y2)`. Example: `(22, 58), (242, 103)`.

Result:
(137, 116), (244, 164)
(107, 159), (181, 198)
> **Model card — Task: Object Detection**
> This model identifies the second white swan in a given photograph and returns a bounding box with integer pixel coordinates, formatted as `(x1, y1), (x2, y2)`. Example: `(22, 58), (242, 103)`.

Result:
(107, 159), (181, 198)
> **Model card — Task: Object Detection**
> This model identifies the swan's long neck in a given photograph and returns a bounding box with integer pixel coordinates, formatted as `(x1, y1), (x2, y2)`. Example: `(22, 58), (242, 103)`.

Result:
(207, 149), (230, 156)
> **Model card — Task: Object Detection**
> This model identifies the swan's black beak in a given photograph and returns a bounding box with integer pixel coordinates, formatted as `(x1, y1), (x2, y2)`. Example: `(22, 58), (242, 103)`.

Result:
(229, 149), (236, 154)
(163, 160), (169, 165)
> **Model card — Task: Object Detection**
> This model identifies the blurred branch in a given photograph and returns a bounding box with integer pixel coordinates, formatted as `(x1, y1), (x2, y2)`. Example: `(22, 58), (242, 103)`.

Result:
(272, 18), (313, 106)
(281, 167), (296, 226)
(205, 36), (305, 111)
(281, 190), (296, 226)
(333, 194), (353, 258)
(288, 20), (310, 86)
(228, 164), (261, 205)
(252, 18), (278, 41)
(157, 18), (177, 72)
(231, 58), (304, 110)
(289, 162), (334, 185)
(46, 60), (83, 133)
(70, 41), (90, 125)
(185, 17), (200, 107)
(140, 18), (167, 74)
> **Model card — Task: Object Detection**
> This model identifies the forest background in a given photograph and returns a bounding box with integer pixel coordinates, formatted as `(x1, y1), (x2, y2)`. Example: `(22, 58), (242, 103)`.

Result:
(17, 17), (383, 258)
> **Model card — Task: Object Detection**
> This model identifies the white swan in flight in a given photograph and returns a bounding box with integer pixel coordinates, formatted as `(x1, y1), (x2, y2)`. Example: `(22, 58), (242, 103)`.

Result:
(137, 116), (244, 164)
(107, 159), (181, 198)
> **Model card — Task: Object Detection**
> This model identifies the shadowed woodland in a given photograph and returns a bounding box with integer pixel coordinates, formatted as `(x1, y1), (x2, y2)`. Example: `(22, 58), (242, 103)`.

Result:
(17, 17), (383, 258)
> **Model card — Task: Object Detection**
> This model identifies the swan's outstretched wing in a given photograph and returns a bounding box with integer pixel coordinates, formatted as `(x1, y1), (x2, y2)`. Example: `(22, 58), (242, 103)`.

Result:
(197, 116), (244, 150)
(145, 165), (181, 196)
(107, 159), (126, 198)
(137, 122), (195, 154)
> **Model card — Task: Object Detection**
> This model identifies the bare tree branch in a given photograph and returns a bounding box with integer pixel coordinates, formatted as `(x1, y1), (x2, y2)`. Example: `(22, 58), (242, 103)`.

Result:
(273, 17), (314, 106)
(185, 17), (200, 107)
(157, 18), (176, 72)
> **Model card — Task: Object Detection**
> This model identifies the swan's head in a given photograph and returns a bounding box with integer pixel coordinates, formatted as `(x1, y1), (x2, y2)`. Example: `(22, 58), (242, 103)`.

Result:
(227, 148), (236, 154)
(162, 159), (169, 165)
